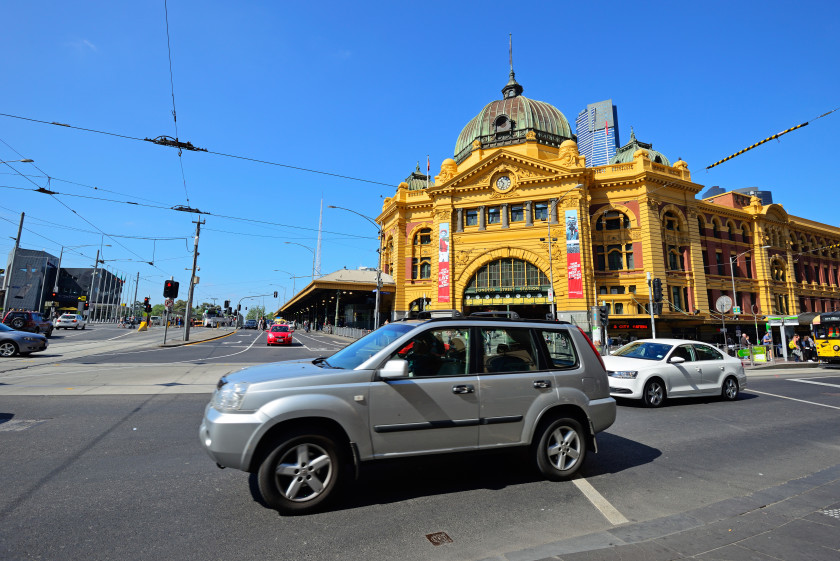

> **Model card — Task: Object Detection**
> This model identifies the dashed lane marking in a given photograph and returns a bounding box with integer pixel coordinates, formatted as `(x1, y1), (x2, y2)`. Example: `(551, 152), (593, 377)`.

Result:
(749, 390), (840, 410)
(791, 379), (840, 389)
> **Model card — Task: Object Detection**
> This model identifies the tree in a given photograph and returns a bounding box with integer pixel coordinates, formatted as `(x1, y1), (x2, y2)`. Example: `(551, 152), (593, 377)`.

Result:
(246, 305), (266, 321)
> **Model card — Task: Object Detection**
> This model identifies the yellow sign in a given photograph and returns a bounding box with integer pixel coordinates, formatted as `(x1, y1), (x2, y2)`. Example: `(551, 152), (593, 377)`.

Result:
(78, 296), (87, 301)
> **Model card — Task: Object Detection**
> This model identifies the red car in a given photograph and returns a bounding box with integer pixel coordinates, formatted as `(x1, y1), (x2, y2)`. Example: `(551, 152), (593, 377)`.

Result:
(266, 324), (292, 346)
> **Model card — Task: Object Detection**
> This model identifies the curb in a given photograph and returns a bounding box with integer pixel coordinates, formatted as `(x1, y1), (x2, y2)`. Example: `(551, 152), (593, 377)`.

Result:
(158, 328), (239, 348)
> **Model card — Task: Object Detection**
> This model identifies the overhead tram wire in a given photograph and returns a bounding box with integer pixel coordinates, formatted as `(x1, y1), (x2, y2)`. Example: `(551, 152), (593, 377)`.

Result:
(0, 112), (399, 189)
(163, 0), (192, 207)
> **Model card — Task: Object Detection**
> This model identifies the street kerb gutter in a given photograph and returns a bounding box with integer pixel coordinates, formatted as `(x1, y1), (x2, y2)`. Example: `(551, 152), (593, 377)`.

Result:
(160, 329), (239, 348)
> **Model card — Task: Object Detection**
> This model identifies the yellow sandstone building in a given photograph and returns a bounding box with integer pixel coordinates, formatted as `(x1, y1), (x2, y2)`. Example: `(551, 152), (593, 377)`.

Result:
(376, 69), (840, 343)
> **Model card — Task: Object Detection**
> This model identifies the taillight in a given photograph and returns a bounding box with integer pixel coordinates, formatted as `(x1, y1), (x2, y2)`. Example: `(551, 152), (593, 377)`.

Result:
(577, 327), (606, 370)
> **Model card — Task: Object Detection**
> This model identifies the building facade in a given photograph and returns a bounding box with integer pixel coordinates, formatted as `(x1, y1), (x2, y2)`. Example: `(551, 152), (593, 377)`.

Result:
(575, 99), (619, 167)
(377, 70), (840, 343)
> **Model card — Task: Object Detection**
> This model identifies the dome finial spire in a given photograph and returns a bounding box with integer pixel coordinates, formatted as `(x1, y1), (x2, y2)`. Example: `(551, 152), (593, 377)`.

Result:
(502, 33), (523, 99)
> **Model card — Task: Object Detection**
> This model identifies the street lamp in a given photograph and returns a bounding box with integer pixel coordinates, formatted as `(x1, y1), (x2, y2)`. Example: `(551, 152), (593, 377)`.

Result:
(328, 205), (383, 329)
(283, 242), (317, 280)
(0, 159), (34, 163)
(730, 245), (771, 320)
(274, 270), (311, 295)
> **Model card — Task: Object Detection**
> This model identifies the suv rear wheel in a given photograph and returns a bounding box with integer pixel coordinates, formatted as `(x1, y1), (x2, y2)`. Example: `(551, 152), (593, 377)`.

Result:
(11, 318), (25, 330)
(533, 417), (586, 480)
(257, 428), (345, 514)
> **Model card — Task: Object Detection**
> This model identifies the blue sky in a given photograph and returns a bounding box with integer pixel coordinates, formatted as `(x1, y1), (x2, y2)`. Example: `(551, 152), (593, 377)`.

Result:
(2, 0), (838, 307)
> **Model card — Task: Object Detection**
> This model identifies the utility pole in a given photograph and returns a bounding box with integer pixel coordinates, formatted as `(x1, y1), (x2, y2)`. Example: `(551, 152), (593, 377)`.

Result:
(87, 249), (100, 322)
(647, 271), (657, 339)
(1, 212), (24, 318)
(132, 272), (139, 321)
(183, 217), (204, 341)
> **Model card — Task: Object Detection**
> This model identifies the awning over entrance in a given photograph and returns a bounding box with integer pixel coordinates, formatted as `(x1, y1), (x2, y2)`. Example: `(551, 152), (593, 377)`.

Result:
(278, 268), (395, 329)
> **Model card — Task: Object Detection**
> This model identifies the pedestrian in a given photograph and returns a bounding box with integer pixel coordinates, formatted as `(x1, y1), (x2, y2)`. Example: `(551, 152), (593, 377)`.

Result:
(740, 332), (750, 349)
(761, 331), (773, 359)
(801, 335), (817, 362)
(788, 334), (803, 362)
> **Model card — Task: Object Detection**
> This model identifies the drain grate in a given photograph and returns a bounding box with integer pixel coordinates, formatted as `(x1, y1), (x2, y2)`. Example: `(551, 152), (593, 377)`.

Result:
(157, 382), (186, 387)
(821, 509), (840, 520)
(425, 532), (453, 546)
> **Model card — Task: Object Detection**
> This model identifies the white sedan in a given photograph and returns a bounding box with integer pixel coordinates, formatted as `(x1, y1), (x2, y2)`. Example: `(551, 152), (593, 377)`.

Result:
(603, 339), (746, 408)
(55, 313), (87, 330)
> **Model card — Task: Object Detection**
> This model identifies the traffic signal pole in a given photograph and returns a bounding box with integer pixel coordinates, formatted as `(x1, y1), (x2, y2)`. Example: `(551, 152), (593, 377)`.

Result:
(647, 272), (657, 339)
(183, 218), (204, 342)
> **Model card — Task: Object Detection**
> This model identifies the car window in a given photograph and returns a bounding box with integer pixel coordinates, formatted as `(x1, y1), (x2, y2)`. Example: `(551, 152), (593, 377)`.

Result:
(693, 344), (723, 361)
(670, 345), (695, 362)
(480, 327), (537, 373)
(613, 341), (673, 360)
(389, 328), (470, 377)
(538, 329), (578, 368)
(270, 325), (289, 332)
(326, 323), (416, 370)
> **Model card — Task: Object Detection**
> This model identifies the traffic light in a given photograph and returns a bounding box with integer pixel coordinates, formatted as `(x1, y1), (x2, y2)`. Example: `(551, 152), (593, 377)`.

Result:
(83, 302), (89, 310)
(652, 278), (663, 303)
(163, 280), (179, 298)
(224, 300), (230, 309)
(237, 304), (241, 312)
(51, 291), (58, 299)
(143, 296), (150, 307)
(599, 305), (609, 328)
(273, 291), (278, 298)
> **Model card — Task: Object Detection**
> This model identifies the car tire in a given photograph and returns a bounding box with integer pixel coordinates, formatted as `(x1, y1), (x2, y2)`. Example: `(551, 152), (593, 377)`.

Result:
(11, 318), (25, 330)
(533, 417), (586, 480)
(257, 428), (345, 514)
(0, 341), (19, 357)
(34, 327), (40, 334)
(721, 376), (739, 401)
(82, 325), (86, 330)
(75, 325), (79, 330)
(643, 378), (666, 408)
(45, 328), (52, 338)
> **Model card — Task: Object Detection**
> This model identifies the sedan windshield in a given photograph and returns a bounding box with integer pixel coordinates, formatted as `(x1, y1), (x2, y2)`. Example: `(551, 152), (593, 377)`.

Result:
(612, 341), (673, 361)
(325, 323), (416, 370)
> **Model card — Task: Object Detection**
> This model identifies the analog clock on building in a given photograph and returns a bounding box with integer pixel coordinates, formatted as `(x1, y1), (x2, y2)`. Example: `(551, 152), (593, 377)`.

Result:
(495, 175), (511, 191)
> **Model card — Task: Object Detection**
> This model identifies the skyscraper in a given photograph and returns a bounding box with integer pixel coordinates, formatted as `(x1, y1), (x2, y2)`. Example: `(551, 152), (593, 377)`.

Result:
(575, 99), (619, 167)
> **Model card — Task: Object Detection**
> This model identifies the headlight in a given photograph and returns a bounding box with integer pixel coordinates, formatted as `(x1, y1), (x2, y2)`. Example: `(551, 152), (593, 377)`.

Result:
(23, 336), (37, 342)
(211, 381), (250, 411)
(608, 370), (638, 379)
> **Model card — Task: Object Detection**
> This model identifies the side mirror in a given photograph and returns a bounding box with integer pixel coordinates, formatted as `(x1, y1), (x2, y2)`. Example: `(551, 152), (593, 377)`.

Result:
(379, 359), (409, 380)
(669, 356), (685, 364)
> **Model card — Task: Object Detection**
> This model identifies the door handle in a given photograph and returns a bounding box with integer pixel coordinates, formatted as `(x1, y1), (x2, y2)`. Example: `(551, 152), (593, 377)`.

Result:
(452, 384), (475, 394)
(533, 380), (552, 389)
(695, 367), (702, 372)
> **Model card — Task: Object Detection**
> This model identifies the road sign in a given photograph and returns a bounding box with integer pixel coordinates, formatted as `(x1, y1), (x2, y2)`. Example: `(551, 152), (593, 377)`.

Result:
(767, 315), (798, 326)
(164, 298), (174, 309)
(78, 296), (87, 301)
(733, 306), (741, 315)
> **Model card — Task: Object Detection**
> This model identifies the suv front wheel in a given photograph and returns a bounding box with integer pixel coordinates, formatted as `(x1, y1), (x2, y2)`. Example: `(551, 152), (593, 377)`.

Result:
(257, 428), (345, 514)
(533, 417), (587, 480)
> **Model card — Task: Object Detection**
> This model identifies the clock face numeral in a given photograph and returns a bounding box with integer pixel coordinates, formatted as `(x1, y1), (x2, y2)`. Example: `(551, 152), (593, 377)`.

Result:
(496, 176), (511, 190)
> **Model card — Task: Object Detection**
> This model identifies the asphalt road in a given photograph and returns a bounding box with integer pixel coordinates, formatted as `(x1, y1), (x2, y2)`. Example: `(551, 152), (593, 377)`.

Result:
(1, 326), (839, 560)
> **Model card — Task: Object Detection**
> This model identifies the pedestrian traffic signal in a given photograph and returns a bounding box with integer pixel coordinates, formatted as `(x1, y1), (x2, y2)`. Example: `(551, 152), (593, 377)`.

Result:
(51, 291), (58, 299)
(163, 280), (179, 298)
(83, 302), (89, 310)
(273, 291), (278, 298)
(652, 278), (663, 303)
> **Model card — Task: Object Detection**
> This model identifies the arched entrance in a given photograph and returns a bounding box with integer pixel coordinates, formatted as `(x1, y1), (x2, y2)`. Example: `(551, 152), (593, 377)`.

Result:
(462, 257), (553, 320)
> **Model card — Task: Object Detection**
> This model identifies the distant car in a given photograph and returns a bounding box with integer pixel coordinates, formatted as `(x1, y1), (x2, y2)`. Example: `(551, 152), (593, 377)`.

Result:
(0, 322), (48, 357)
(603, 339), (747, 408)
(55, 313), (87, 330)
(2, 310), (53, 338)
(266, 324), (292, 345)
(244, 319), (257, 330)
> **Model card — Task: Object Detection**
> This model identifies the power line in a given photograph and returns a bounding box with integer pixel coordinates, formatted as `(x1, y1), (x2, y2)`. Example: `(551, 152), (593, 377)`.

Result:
(0, 111), (399, 188)
(163, 0), (192, 207)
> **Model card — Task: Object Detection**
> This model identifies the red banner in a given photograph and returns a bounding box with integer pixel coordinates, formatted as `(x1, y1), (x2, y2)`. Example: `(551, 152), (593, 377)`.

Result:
(438, 222), (450, 302)
(565, 210), (583, 298)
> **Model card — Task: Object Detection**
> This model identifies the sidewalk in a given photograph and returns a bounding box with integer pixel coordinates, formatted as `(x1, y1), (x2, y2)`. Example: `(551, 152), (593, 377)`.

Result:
(503, 464), (840, 561)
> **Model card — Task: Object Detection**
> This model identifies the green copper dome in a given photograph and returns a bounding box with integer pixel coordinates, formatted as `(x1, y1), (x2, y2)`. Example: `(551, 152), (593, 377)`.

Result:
(454, 70), (573, 163)
(609, 128), (671, 166)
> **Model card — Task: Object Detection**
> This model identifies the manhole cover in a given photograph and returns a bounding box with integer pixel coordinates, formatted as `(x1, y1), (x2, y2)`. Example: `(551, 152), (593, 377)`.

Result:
(425, 532), (453, 546)
(157, 382), (186, 387)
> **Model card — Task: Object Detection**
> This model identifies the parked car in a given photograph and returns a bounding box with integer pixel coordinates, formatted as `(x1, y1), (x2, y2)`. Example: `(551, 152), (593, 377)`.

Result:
(0, 323), (48, 357)
(603, 339), (747, 408)
(2, 310), (53, 338)
(200, 315), (615, 514)
(55, 313), (87, 330)
(244, 319), (257, 330)
(266, 324), (293, 345)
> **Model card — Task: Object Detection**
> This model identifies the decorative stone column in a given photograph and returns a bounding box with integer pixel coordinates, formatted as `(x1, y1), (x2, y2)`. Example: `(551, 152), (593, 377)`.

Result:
(456, 208), (463, 233)
(478, 205), (486, 231)
(501, 203), (509, 229)
(525, 201), (533, 227)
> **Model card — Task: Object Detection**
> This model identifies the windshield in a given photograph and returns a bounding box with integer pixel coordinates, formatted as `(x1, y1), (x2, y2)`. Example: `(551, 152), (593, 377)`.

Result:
(612, 341), (673, 361)
(61, 314), (75, 319)
(270, 325), (289, 332)
(325, 323), (416, 370)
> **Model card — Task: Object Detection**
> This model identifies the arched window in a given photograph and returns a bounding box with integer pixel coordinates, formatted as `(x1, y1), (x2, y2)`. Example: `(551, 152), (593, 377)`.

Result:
(663, 211), (680, 231)
(698, 217), (706, 235)
(465, 258), (549, 293)
(727, 222), (737, 240)
(667, 246), (685, 271)
(712, 218), (723, 239)
(741, 225), (750, 244)
(595, 211), (631, 231)
(414, 228), (431, 245)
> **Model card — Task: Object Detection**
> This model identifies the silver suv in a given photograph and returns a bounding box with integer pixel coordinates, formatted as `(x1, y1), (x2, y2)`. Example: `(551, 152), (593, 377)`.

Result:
(199, 317), (616, 514)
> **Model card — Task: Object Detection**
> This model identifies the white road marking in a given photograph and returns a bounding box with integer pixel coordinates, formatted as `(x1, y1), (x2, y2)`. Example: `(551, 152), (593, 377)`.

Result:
(572, 477), (628, 525)
(750, 389), (840, 410)
(791, 378), (840, 389)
